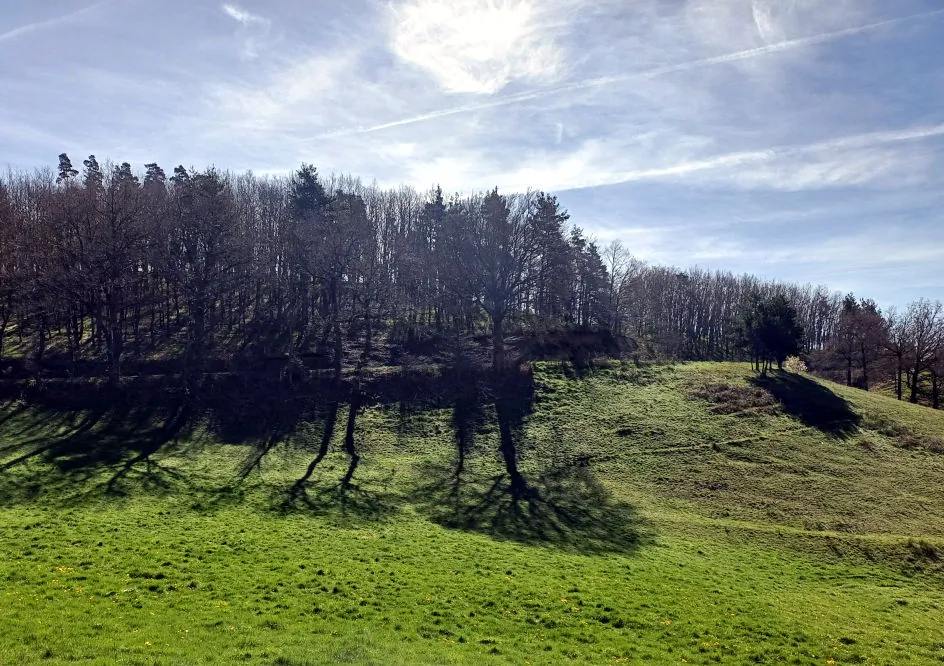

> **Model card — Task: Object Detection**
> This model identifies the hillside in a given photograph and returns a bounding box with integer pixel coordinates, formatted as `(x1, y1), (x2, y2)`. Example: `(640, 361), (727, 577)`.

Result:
(1, 362), (943, 664)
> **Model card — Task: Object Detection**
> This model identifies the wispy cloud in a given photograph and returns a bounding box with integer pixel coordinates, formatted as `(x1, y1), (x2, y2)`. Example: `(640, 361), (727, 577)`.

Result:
(603, 123), (944, 191)
(0, 0), (117, 44)
(686, 231), (944, 273)
(222, 4), (268, 27)
(205, 51), (354, 132)
(221, 3), (270, 59)
(389, 121), (943, 195)
(319, 5), (944, 139)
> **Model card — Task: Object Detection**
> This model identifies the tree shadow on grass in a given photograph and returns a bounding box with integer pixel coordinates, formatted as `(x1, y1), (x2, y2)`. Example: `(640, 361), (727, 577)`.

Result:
(279, 377), (400, 522)
(199, 373), (316, 482)
(278, 473), (399, 523)
(285, 397), (341, 500)
(0, 381), (195, 506)
(750, 371), (861, 438)
(101, 400), (193, 497)
(0, 373), (331, 507)
(412, 365), (647, 556)
(0, 396), (29, 429)
(0, 362), (650, 557)
(413, 461), (645, 556)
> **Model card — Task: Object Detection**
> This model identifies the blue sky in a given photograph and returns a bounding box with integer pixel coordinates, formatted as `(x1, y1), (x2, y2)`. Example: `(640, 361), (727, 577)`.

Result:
(1, 0), (942, 307)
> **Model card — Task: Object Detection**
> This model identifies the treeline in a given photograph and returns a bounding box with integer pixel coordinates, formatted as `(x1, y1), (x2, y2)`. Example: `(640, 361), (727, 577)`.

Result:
(810, 296), (944, 407)
(0, 154), (941, 406)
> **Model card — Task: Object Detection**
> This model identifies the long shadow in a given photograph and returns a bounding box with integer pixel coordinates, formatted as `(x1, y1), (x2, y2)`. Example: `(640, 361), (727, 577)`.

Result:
(0, 372), (335, 507)
(288, 397), (341, 501)
(340, 386), (365, 488)
(494, 368), (535, 500)
(280, 472), (398, 523)
(0, 398), (28, 429)
(0, 406), (108, 472)
(451, 356), (485, 480)
(414, 461), (644, 556)
(0, 358), (649, 556)
(285, 378), (371, 504)
(103, 399), (193, 496)
(0, 381), (196, 506)
(750, 371), (861, 438)
(413, 364), (645, 555)
(193, 373), (328, 493)
(282, 382), (396, 522)
(201, 373), (310, 446)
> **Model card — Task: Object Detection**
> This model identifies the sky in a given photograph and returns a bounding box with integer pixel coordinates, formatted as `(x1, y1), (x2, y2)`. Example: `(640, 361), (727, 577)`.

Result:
(1, 0), (942, 308)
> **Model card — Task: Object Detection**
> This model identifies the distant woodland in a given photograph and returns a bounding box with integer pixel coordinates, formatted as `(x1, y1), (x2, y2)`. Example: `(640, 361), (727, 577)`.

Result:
(0, 154), (942, 407)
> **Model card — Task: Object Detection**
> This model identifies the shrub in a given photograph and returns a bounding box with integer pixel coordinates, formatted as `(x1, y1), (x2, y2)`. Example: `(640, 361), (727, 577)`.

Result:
(784, 356), (808, 374)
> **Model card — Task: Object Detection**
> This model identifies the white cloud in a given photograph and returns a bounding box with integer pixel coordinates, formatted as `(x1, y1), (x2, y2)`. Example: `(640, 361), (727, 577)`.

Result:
(204, 52), (355, 132)
(315, 5), (943, 141)
(389, 0), (565, 94)
(222, 4), (268, 27)
(391, 122), (944, 194)
(751, 0), (785, 44)
(221, 4), (270, 59)
(688, 231), (944, 269)
(182, 1), (944, 202)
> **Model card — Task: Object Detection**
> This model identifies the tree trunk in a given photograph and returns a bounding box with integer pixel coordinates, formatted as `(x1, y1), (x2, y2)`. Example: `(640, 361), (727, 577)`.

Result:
(896, 356), (903, 400)
(333, 320), (343, 378)
(35, 311), (47, 361)
(362, 303), (373, 362)
(0, 310), (9, 359)
(108, 340), (122, 385)
(492, 313), (504, 372)
(66, 314), (81, 376)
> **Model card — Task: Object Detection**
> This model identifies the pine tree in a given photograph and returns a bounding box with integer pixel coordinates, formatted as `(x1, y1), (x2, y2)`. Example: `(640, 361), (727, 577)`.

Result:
(56, 153), (79, 184)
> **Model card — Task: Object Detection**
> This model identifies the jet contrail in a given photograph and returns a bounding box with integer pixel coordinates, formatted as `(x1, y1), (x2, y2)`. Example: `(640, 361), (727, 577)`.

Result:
(0, 0), (119, 44)
(605, 122), (944, 185)
(316, 7), (944, 139)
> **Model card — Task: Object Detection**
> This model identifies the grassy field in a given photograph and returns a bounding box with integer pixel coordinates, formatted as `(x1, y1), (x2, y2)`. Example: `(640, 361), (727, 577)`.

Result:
(1, 362), (943, 665)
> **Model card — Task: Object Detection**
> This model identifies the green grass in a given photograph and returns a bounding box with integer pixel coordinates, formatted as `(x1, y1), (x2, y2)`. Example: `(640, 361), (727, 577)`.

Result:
(2, 362), (944, 665)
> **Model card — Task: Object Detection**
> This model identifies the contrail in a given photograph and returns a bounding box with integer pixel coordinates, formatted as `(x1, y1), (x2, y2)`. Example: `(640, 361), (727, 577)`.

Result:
(0, 0), (118, 44)
(316, 7), (944, 139)
(601, 122), (944, 185)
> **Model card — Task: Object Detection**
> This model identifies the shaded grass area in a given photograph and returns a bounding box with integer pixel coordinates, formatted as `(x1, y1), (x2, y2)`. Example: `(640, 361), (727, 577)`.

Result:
(749, 372), (861, 438)
(1, 361), (944, 664)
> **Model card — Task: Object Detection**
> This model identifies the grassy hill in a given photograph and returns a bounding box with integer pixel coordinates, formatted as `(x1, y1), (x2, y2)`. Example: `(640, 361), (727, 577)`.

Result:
(1, 362), (943, 665)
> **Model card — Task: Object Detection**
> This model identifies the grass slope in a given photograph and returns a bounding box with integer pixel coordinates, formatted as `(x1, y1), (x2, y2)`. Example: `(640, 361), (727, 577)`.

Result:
(1, 362), (943, 665)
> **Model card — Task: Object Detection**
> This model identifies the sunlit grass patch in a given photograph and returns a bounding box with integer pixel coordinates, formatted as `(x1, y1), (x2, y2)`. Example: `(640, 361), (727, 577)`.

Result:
(2, 361), (944, 664)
